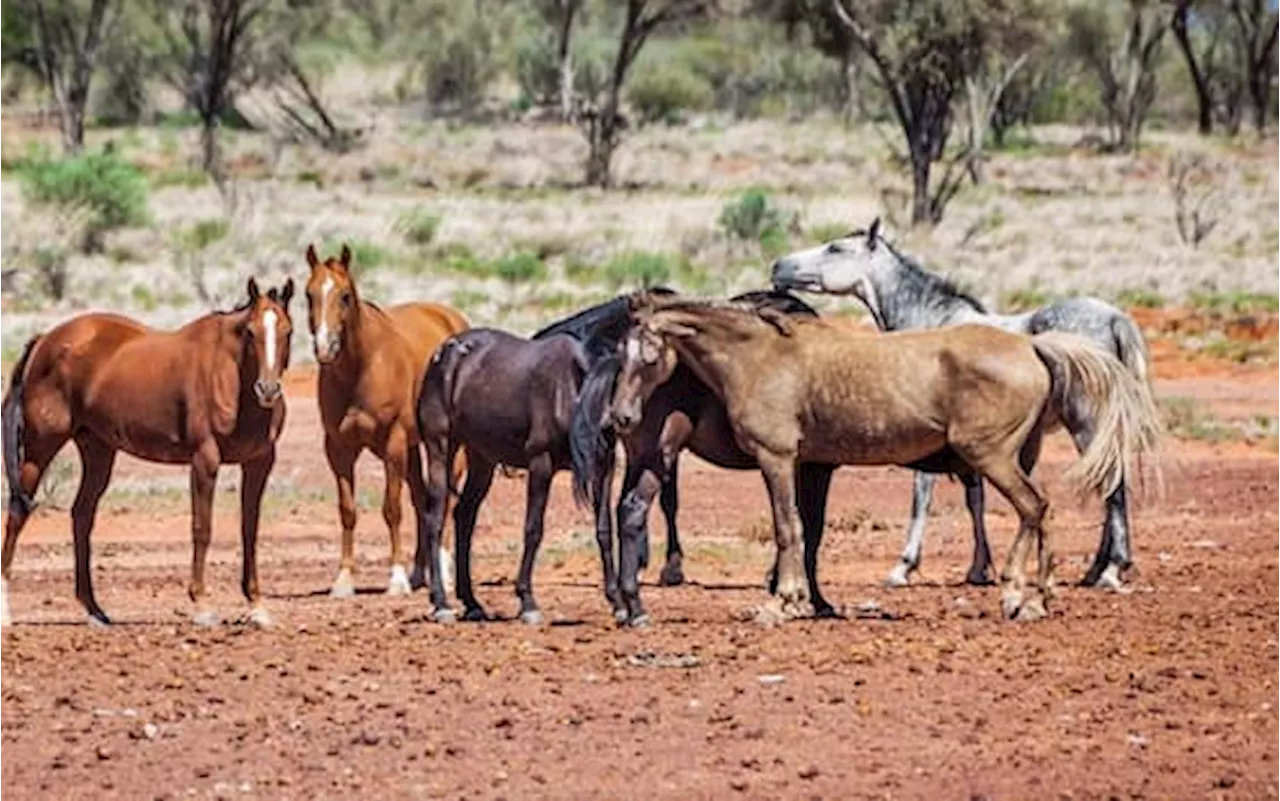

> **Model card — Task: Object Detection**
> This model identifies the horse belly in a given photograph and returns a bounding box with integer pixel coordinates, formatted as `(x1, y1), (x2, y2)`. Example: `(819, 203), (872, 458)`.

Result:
(82, 363), (191, 463)
(799, 411), (947, 467)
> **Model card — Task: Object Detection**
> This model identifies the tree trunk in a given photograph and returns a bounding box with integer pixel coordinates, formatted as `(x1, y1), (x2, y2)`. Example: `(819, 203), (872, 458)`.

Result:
(910, 146), (931, 226)
(585, 132), (615, 187)
(1247, 70), (1270, 132)
(59, 99), (85, 153)
(201, 114), (221, 175)
(964, 75), (985, 185)
(556, 0), (577, 122)
(840, 49), (859, 126)
(1172, 2), (1214, 135)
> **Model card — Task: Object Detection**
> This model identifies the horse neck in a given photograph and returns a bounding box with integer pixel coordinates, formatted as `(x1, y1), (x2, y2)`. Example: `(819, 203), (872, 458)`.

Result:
(664, 313), (764, 399)
(868, 255), (982, 331)
(327, 298), (384, 375)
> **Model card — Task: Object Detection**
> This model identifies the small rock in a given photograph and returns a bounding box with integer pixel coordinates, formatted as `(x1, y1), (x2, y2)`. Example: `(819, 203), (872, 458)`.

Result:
(798, 764), (821, 780)
(1126, 733), (1149, 748)
(1188, 540), (1218, 549)
(95, 745), (113, 761)
(953, 597), (985, 619)
(758, 674), (786, 686)
(356, 730), (381, 746)
(730, 778), (749, 792)
(142, 723), (159, 741)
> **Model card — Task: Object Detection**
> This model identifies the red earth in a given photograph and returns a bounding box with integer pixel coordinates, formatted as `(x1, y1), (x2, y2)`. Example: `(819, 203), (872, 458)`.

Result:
(2, 354), (1277, 801)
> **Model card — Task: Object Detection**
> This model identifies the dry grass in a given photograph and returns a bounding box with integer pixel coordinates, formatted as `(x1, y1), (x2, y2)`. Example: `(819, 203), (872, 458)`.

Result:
(2, 109), (1276, 358)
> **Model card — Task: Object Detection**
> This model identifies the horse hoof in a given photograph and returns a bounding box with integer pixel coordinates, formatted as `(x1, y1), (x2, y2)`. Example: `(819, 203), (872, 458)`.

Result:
(883, 564), (912, 589)
(520, 609), (544, 626)
(462, 606), (488, 622)
(613, 607), (629, 624)
(626, 613), (652, 629)
(658, 564), (685, 587)
(192, 610), (220, 627)
(87, 612), (111, 628)
(1094, 563), (1125, 592)
(813, 602), (839, 619)
(246, 607), (274, 629)
(385, 566), (412, 597)
(329, 580), (356, 599)
(964, 570), (996, 587)
(1000, 589), (1023, 620)
(432, 607), (457, 624)
(408, 567), (426, 590)
(1014, 595), (1048, 622)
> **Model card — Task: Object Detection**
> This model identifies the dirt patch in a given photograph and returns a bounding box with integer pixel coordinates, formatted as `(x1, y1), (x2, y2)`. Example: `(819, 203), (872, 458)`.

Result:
(3, 366), (1277, 800)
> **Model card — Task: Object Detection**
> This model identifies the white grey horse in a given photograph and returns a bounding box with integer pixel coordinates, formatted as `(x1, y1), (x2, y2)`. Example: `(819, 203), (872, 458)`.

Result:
(770, 218), (1151, 590)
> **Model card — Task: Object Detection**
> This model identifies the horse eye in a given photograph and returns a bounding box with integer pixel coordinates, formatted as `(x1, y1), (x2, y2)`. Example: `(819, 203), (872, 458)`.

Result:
(341, 293), (352, 307)
(825, 242), (842, 255)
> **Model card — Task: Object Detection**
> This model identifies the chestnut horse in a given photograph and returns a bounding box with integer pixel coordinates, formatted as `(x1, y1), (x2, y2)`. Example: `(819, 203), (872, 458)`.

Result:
(1, 278), (295, 627)
(304, 244), (469, 597)
(610, 296), (1160, 624)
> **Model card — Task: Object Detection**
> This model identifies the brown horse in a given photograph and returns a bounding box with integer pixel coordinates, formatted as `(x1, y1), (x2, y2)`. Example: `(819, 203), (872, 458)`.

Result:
(304, 244), (469, 597)
(1, 278), (295, 627)
(609, 296), (1160, 624)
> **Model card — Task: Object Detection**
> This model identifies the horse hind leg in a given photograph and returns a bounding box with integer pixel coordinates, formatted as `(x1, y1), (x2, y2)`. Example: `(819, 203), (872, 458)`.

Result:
(381, 429), (412, 597)
(515, 454), (554, 625)
(960, 471), (995, 586)
(657, 458), (684, 587)
(967, 452), (1052, 622)
(324, 437), (359, 598)
(2, 431), (71, 626)
(886, 471), (937, 588)
(73, 434), (118, 626)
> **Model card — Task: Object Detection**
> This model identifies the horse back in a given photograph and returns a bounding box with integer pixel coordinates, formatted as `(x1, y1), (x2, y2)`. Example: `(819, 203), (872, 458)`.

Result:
(384, 302), (470, 365)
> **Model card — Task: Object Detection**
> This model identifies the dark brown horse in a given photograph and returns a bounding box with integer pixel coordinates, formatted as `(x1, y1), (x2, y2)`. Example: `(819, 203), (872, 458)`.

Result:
(568, 290), (835, 626)
(416, 327), (618, 624)
(304, 244), (469, 597)
(1, 278), (295, 627)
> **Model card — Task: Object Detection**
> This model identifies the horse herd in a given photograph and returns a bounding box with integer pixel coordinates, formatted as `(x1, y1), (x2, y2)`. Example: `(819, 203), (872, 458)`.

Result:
(0, 219), (1161, 629)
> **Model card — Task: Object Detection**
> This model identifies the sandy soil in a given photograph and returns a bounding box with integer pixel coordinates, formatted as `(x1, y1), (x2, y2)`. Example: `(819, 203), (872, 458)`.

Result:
(2, 362), (1276, 801)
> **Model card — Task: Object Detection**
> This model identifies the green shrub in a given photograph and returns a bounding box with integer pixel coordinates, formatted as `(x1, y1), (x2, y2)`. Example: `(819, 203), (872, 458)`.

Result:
(627, 65), (714, 125)
(491, 251), (547, 285)
(603, 251), (678, 289)
(177, 219), (230, 252)
(415, 10), (497, 112)
(806, 222), (853, 244)
(1115, 288), (1165, 310)
(396, 207), (442, 247)
(18, 150), (149, 247)
(513, 27), (560, 106)
(1188, 290), (1279, 315)
(718, 188), (787, 245)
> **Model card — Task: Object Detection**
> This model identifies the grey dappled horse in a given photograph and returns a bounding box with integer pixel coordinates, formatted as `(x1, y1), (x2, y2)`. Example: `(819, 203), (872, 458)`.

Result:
(771, 218), (1152, 590)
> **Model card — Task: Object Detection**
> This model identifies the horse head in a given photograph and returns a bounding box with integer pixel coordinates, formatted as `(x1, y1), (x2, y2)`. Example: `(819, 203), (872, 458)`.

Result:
(239, 277), (294, 408)
(304, 243), (359, 364)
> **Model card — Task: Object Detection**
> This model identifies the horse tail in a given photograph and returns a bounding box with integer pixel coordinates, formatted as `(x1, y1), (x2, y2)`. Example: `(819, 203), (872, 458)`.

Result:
(418, 335), (473, 498)
(1032, 331), (1162, 500)
(3, 335), (42, 517)
(570, 354), (619, 509)
(1110, 312), (1150, 387)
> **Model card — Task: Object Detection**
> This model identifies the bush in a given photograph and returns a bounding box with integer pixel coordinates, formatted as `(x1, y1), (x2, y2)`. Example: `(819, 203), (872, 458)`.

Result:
(491, 251), (546, 285)
(417, 11), (498, 113)
(602, 251), (680, 289)
(396, 208), (442, 247)
(513, 27), (561, 106)
(177, 219), (230, 252)
(718, 188), (787, 245)
(627, 65), (714, 125)
(18, 150), (149, 249)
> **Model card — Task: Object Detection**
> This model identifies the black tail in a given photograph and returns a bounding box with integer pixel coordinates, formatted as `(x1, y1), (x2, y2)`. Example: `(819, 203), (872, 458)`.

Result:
(570, 354), (620, 508)
(418, 336), (473, 498)
(3, 335), (41, 517)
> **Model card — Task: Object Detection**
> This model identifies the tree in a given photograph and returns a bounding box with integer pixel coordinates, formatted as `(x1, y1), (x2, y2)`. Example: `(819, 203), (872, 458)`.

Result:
(20, 0), (120, 154)
(545, 0), (582, 121)
(1066, 0), (1168, 152)
(829, 0), (1034, 225)
(153, 0), (265, 177)
(1228, 0), (1278, 133)
(1171, 0), (1218, 134)
(578, 0), (710, 188)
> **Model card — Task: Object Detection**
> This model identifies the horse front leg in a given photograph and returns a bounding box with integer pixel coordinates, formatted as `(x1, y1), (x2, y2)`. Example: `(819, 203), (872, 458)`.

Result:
(381, 427), (411, 596)
(797, 463), (836, 617)
(886, 471), (936, 588)
(756, 452), (808, 620)
(591, 445), (623, 620)
(514, 454), (554, 625)
(616, 463), (662, 627)
(189, 443), (221, 626)
(324, 436), (359, 598)
(238, 452), (274, 627)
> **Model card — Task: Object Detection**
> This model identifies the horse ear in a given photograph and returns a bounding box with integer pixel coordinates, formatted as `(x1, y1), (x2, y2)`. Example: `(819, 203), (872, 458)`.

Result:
(626, 290), (650, 314)
(280, 277), (295, 311)
(246, 277), (261, 302)
(339, 244), (353, 271)
(867, 217), (882, 248)
(305, 244), (319, 269)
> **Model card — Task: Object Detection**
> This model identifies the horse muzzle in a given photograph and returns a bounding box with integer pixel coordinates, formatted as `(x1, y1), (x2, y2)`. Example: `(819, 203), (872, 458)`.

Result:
(771, 258), (816, 292)
(253, 379), (283, 407)
(610, 404), (642, 435)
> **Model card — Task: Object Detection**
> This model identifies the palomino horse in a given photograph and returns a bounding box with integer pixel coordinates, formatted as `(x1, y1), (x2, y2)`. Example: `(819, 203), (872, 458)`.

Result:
(568, 290), (837, 626)
(1, 278), (295, 626)
(416, 327), (619, 624)
(304, 244), (468, 597)
(609, 295), (1160, 623)
(772, 219), (1153, 590)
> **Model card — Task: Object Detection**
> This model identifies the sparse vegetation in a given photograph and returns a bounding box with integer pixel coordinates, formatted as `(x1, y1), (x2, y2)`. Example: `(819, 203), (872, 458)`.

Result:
(395, 208), (442, 247)
(602, 251), (677, 289)
(16, 150), (150, 251)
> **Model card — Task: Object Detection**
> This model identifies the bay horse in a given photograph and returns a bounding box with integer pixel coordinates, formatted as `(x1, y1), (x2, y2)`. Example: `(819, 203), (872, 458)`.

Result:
(303, 244), (468, 597)
(772, 218), (1153, 590)
(416, 327), (617, 624)
(1, 278), (295, 627)
(567, 290), (835, 626)
(609, 295), (1160, 624)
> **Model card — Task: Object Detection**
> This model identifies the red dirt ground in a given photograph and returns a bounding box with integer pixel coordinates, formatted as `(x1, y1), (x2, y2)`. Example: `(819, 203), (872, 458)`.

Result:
(2, 359), (1277, 801)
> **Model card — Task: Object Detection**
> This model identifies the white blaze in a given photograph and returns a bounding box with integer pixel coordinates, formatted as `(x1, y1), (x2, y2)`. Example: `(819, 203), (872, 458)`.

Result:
(625, 337), (641, 362)
(263, 309), (278, 370)
(315, 276), (334, 352)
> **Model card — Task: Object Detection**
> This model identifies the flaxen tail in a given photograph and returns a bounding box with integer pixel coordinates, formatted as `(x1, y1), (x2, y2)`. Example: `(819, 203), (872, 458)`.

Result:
(3, 335), (41, 517)
(1032, 331), (1162, 499)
